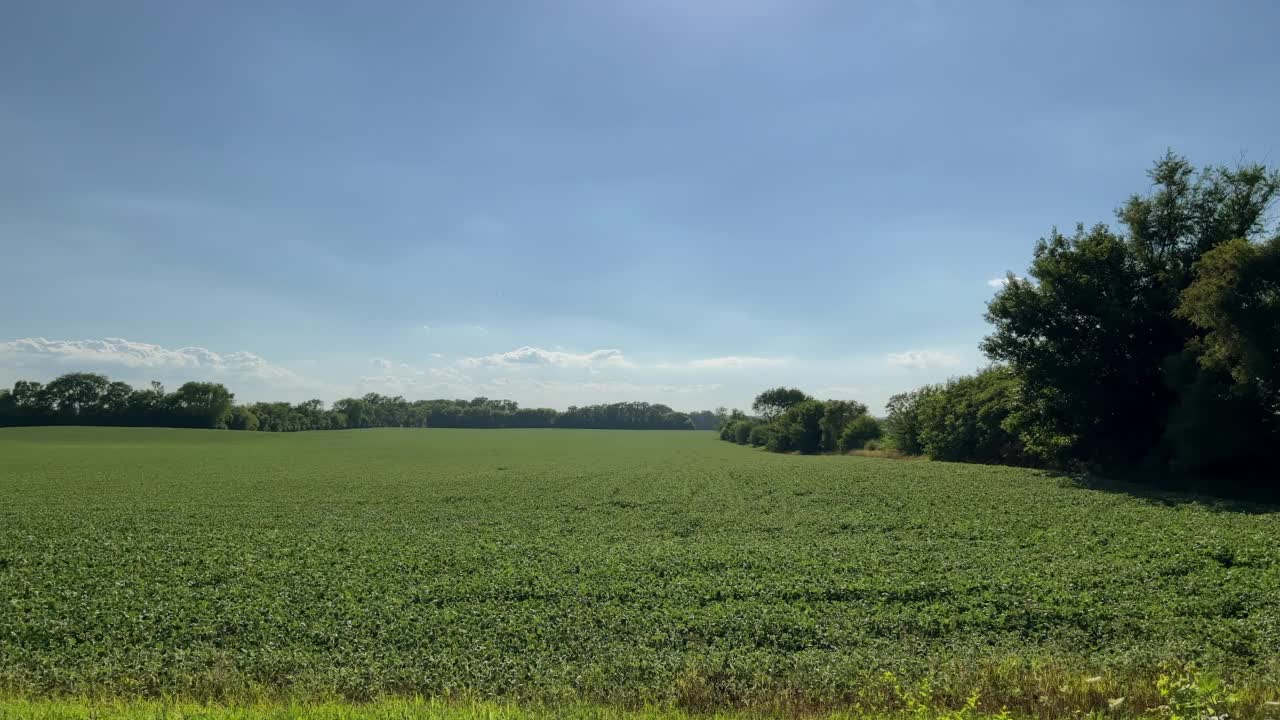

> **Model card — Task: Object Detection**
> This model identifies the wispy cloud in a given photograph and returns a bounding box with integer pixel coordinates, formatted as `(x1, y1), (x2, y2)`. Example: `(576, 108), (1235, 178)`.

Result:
(886, 350), (960, 370)
(515, 379), (723, 395)
(461, 346), (631, 369)
(357, 361), (721, 406)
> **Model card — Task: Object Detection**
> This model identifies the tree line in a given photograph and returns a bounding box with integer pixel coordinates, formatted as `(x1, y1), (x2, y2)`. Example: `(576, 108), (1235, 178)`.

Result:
(718, 388), (884, 454)
(723, 153), (1280, 495)
(0, 374), (703, 432)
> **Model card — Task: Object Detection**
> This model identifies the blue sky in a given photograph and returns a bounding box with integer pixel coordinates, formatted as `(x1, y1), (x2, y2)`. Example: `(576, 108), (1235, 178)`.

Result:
(3, 0), (1277, 412)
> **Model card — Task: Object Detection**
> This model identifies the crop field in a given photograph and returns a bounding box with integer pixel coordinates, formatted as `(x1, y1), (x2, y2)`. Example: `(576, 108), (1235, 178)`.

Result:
(2, 427), (1279, 718)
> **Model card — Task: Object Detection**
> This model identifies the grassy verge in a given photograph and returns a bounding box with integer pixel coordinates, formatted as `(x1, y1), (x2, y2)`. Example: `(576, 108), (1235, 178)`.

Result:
(0, 697), (1048, 719)
(2, 668), (1275, 720)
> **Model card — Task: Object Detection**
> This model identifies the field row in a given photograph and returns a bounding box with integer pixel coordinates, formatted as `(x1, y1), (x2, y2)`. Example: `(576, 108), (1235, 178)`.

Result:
(2, 428), (1278, 717)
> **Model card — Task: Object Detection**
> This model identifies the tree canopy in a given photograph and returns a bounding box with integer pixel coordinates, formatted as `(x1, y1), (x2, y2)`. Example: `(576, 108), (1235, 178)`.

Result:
(983, 153), (1280, 485)
(751, 387), (812, 420)
(0, 374), (705, 433)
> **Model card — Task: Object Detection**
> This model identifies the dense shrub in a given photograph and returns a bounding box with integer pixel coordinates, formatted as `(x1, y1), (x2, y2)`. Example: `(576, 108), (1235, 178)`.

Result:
(914, 367), (1024, 465)
(883, 387), (935, 456)
(718, 423), (736, 442)
(722, 395), (881, 456)
(764, 427), (792, 453)
(227, 406), (259, 431)
(820, 400), (868, 451)
(839, 414), (882, 450)
(748, 423), (773, 447)
(770, 400), (826, 454)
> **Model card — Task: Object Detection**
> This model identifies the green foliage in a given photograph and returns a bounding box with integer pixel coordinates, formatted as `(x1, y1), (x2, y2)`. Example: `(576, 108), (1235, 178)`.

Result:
(166, 381), (235, 429)
(0, 374), (239, 430)
(838, 414), (882, 451)
(686, 410), (722, 431)
(769, 399), (826, 454)
(3, 427), (1280, 715)
(729, 394), (882, 456)
(913, 367), (1024, 465)
(226, 405), (260, 431)
(983, 222), (1154, 470)
(0, 696), (1108, 720)
(557, 402), (694, 430)
(982, 153), (1280, 489)
(0, 375), (699, 433)
(747, 422), (772, 447)
(751, 387), (812, 420)
(37, 372), (111, 421)
(1156, 349), (1279, 482)
(820, 400), (869, 451)
(1177, 237), (1280, 413)
(0, 389), (12, 425)
(718, 418), (756, 445)
(763, 425), (793, 452)
(1153, 666), (1239, 720)
(884, 387), (936, 456)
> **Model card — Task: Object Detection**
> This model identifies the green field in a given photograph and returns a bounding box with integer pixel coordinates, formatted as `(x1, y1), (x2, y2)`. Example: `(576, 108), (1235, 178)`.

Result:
(2, 427), (1278, 718)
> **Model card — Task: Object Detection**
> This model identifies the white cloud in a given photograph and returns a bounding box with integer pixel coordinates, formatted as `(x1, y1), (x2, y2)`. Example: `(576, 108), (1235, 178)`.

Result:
(0, 337), (298, 380)
(0, 336), (339, 402)
(0, 337), (732, 409)
(886, 350), (960, 370)
(988, 275), (1027, 289)
(461, 346), (631, 369)
(357, 362), (473, 396)
(429, 353), (444, 359)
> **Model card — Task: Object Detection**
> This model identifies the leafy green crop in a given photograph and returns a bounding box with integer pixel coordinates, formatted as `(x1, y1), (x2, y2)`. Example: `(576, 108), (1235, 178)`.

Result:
(1, 427), (1278, 717)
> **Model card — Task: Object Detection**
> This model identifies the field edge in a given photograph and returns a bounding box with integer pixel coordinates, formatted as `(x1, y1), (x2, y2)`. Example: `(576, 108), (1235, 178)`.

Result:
(0, 696), (1086, 720)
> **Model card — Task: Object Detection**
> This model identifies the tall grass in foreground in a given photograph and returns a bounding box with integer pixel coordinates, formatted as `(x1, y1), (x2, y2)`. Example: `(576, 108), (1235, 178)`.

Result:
(2, 667), (1274, 720)
(0, 698), (1014, 720)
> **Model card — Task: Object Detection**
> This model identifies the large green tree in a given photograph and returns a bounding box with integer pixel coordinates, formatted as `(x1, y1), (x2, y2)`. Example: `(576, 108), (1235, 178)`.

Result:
(166, 382), (235, 429)
(983, 153), (1280, 482)
(38, 372), (111, 420)
(751, 387), (811, 421)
